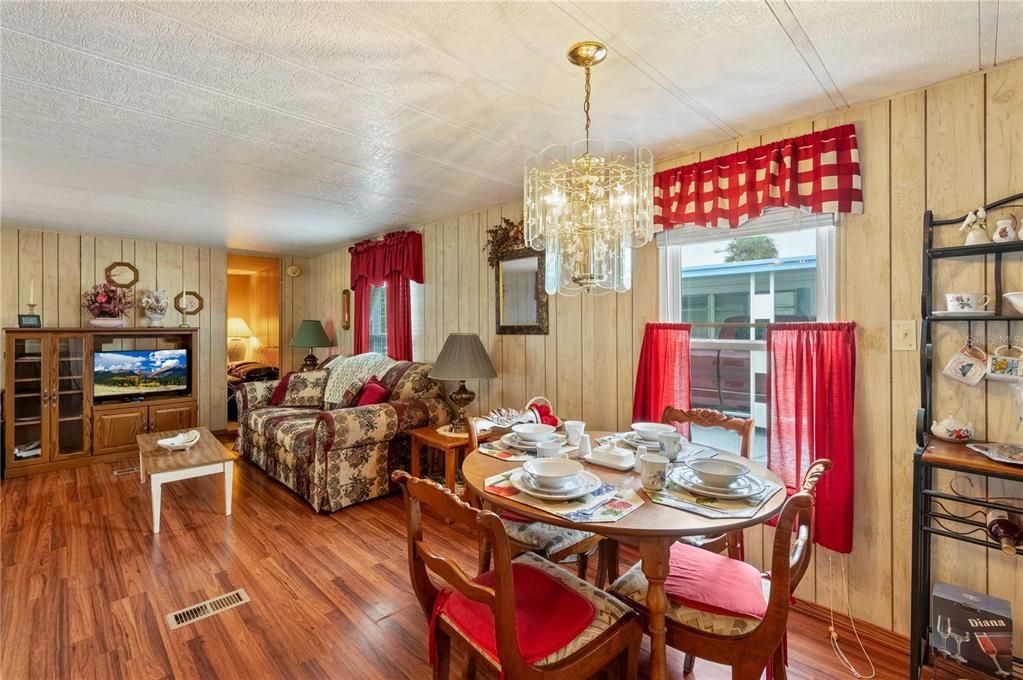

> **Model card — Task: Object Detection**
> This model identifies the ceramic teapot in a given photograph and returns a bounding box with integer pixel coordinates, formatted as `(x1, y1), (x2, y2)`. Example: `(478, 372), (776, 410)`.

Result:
(930, 415), (974, 442)
(992, 215), (1018, 243)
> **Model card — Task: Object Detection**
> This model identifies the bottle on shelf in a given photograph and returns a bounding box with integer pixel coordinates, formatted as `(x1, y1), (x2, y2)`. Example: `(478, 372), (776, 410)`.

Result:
(985, 509), (1023, 555)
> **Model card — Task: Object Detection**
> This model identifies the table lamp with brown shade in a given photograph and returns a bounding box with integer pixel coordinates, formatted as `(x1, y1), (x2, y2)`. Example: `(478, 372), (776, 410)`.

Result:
(289, 320), (332, 371)
(430, 333), (497, 433)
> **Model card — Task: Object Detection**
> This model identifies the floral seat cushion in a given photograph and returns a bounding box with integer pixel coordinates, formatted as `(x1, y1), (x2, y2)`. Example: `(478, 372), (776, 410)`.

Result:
(245, 406), (321, 440)
(500, 516), (596, 557)
(609, 542), (770, 636)
(440, 552), (632, 667)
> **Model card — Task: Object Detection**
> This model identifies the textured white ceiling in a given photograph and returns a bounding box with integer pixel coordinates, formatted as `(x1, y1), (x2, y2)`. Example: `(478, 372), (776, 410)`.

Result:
(1, 1), (1019, 253)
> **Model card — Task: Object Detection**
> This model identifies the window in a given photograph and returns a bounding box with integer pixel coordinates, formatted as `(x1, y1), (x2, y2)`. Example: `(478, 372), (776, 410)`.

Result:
(658, 208), (836, 463)
(369, 285), (387, 355)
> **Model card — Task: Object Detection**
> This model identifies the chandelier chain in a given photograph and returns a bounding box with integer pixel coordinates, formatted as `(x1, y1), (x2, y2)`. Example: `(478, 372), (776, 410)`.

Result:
(583, 65), (591, 154)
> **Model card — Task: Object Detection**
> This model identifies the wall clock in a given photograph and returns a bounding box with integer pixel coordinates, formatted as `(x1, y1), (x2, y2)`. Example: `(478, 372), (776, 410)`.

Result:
(286, 265), (302, 278)
(104, 261), (140, 288)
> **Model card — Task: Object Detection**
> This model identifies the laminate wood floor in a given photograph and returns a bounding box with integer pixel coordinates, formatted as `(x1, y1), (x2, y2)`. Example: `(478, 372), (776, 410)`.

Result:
(1, 453), (908, 679)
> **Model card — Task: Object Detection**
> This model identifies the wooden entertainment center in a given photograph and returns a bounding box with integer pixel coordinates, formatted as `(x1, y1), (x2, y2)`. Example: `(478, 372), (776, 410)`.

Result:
(3, 328), (199, 478)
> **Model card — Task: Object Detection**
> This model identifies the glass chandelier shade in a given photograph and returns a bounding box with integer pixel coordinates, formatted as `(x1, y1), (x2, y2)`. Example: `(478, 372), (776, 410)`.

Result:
(523, 43), (654, 296)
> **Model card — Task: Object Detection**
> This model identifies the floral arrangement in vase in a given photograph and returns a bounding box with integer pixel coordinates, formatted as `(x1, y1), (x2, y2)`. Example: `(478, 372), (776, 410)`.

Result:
(139, 289), (170, 327)
(82, 282), (132, 327)
(960, 207), (989, 245)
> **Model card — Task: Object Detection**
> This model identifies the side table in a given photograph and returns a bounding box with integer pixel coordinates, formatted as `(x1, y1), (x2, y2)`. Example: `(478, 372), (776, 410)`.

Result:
(408, 425), (477, 493)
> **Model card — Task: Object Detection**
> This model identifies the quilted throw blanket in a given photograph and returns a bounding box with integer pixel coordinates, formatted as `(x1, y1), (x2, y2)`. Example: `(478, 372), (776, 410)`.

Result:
(322, 353), (397, 406)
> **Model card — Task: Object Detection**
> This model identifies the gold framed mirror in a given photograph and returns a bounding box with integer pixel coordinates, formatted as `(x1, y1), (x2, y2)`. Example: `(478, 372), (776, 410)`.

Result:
(487, 218), (549, 335)
(104, 261), (139, 288)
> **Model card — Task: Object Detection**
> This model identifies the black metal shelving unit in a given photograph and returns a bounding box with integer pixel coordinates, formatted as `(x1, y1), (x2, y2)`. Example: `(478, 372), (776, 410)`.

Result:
(910, 191), (1023, 679)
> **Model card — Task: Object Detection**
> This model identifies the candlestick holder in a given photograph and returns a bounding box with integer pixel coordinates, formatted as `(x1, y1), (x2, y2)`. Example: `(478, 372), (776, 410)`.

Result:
(178, 311), (189, 328)
(26, 303), (37, 315)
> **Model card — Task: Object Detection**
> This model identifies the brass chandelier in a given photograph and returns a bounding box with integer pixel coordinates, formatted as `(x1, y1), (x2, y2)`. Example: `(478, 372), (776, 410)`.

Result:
(523, 41), (654, 296)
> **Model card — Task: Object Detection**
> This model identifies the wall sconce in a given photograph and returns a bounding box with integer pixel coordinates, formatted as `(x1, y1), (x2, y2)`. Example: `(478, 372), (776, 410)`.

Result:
(341, 289), (351, 330)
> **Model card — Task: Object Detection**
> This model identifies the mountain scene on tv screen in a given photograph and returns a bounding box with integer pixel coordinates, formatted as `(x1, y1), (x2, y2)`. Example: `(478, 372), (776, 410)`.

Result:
(94, 349), (187, 394)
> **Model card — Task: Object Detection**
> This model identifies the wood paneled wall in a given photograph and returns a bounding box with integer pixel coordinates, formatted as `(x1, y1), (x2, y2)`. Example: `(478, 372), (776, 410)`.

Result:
(0, 228), (229, 430)
(305, 59), (1023, 643)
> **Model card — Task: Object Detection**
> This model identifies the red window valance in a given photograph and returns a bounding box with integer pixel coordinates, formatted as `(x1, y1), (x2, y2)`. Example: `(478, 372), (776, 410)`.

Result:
(349, 230), (424, 287)
(654, 123), (862, 230)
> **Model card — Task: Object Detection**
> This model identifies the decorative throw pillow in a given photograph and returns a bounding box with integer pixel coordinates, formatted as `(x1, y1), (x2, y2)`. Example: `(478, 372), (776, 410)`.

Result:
(279, 369), (329, 408)
(324, 378), (365, 410)
(355, 376), (391, 406)
(268, 373), (293, 406)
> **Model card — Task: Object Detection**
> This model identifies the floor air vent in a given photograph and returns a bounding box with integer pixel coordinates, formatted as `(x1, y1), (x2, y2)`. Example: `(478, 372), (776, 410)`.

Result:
(113, 465), (140, 477)
(165, 589), (250, 630)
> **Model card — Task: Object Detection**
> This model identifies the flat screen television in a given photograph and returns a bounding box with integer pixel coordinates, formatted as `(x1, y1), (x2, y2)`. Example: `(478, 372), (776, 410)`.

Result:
(93, 348), (190, 400)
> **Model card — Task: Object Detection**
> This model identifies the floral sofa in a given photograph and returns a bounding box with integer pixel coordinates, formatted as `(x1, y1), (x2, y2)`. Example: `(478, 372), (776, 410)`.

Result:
(235, 353), (451, 512)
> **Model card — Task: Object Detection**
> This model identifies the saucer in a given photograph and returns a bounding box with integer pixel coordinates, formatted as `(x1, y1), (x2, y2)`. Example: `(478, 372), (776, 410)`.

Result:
(930, 310), (995, 317)
(510, 469), (601, 501)
(620, 432), (662, 449)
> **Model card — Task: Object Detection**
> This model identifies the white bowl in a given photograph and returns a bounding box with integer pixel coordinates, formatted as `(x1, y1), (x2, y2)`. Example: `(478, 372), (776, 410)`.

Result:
(684, 458), (749, 488)
(631, 422), (675, 441)
(522, 458), (583, 489)
(1004, 292), (1023, 314)
(512, 423), (557, 443)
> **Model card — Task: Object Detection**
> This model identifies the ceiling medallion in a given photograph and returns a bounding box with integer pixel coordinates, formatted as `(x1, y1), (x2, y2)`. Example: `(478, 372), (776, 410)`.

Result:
(523, 41), (653, 296)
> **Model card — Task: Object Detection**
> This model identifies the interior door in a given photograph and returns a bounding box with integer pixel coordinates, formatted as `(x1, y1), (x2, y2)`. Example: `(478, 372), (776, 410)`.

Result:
(6, 334), (50, 466)
(52, 334), (90, 458)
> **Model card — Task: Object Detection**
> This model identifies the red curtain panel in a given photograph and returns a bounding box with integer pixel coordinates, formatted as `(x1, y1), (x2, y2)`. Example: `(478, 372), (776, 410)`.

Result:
(349, 231), (423, 360)
(767, 322), (856, 554)
(633, 323), (692, 425)
(653, 124), (862, 230)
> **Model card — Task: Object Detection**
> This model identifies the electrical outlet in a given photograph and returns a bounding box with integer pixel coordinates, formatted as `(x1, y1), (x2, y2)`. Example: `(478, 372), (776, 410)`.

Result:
(892, 320), (917, 351)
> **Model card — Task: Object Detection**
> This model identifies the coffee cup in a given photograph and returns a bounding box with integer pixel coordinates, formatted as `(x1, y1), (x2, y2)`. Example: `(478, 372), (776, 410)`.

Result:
(639, 453), (673, 492)
(657, 431), (683, 460)
(563, 420), (585, 446)
(946, 293), (990, 312)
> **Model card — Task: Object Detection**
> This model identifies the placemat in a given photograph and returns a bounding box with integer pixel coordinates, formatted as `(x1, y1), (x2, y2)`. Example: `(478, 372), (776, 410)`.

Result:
(478, 441), (535, 462)
(483, 468), (644, 523)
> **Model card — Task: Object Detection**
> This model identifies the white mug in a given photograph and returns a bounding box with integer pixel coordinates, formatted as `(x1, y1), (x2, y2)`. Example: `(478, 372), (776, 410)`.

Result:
(657, 431), (683, 460)
(946, 292), (990, 312)
(536, 440), (565, 458)
(563, 420), (585, 446)
(639, 453), (674, 492)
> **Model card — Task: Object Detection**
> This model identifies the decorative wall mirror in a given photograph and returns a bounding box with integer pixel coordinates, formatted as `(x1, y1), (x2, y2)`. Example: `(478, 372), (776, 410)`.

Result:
(486, 218), (549, 335)
(104, 261), (139, 288)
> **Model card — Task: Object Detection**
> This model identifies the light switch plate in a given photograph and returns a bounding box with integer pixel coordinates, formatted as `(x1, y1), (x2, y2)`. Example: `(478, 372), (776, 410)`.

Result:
(893, 320), (917, 351)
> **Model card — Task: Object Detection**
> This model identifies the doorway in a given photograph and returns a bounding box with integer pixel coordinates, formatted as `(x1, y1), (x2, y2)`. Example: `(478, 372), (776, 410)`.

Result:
(226, 253), (282, 430)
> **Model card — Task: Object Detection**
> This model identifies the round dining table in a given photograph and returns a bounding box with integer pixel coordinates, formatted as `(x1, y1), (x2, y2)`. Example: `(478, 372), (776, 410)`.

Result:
(462, 433), (786, 680)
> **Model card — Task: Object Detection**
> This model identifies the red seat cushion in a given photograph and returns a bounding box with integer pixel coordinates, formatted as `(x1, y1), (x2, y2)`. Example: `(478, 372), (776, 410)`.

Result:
(354, 376), (391, 406)
(435, 562), (596, 665)
(268, 373), (292, 406)
(664, 542), (768, 619)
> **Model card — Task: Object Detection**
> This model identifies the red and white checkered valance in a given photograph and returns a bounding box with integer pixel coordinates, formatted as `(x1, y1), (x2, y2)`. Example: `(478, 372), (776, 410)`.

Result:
(654, 123), (863, 230)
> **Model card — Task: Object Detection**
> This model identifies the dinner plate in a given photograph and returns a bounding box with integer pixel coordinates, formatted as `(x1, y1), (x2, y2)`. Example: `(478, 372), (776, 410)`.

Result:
(509, 469), (602, 501)
(519, 472), (587, 494)
(619, 432), (663, 449)
(672, 468), (764, 500)
(967, 443), (1023, 466)
(500, 432), (567, 451)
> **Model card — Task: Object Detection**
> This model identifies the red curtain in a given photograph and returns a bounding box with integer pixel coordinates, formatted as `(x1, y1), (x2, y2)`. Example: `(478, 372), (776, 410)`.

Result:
(768, 322), (856, 554)
(349, 231), (423, 360)
(633, 323), (692, 426)
(654, 124), (862, 230)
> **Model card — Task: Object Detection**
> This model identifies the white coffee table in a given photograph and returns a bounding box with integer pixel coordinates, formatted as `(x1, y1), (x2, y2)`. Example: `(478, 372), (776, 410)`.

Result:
(137, 426), (238, 534)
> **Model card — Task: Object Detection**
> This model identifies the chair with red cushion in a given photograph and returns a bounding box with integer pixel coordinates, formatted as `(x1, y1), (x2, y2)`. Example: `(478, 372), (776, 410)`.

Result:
(393, 471), (643, 680)
(466, 417), (609, 586)
(609, 459), (831, 680)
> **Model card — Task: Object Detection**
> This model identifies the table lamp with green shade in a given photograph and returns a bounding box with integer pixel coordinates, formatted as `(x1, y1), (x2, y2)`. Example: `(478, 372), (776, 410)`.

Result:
(289, 320), (332, 371)
(429, 333), (497, 433)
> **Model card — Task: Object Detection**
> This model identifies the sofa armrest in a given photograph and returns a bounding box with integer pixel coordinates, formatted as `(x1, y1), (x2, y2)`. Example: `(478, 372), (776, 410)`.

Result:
(236, 380), (279, 420)
(314, 398), (452, 452)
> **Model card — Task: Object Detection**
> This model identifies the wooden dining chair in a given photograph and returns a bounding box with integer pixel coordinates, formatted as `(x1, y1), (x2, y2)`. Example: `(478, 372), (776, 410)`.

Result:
(392, 471), (643, 680)
(464, 417), (610, 584)
(608, 459), (832, 680)
(661, 406), (755, 560)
